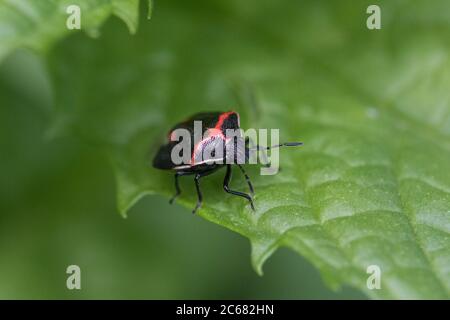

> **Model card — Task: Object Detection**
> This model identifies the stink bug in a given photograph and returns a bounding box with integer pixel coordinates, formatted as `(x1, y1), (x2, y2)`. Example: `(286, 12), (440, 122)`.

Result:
(152, 111), (302, 213)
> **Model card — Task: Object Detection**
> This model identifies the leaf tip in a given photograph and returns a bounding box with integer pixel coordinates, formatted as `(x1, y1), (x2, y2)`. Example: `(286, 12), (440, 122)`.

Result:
(119, 208), (129, 219)
(147, 0), (154, 20)
(117, 190), (154, 219)
(250, 239), (278, 277)
(252, 259), (264, 277)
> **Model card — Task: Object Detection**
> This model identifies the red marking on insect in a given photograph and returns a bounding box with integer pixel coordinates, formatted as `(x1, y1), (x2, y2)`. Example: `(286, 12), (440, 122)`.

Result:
(214, 111), (238, 131)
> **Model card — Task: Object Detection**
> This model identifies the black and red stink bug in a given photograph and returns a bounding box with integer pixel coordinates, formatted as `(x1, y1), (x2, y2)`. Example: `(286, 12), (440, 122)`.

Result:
(152, 111), (302, 214)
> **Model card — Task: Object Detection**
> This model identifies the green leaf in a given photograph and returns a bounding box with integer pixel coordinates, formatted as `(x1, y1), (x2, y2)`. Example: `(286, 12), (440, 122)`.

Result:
(0, 0), (148, 61)
(2, 0), (450, 299)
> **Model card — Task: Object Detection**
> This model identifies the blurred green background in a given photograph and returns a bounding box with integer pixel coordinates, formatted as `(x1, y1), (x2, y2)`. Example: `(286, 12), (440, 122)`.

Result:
(4, 0), (449, 299)
(0, 49), (363, 298)
(0, 0), (374, 299)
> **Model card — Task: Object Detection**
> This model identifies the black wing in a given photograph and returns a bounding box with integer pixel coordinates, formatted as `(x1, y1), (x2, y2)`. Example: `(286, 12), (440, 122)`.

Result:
(152, 141), (179, 169)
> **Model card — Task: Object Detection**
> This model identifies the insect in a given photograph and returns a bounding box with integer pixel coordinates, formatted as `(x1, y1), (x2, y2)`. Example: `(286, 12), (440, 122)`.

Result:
(152, 111), (302, 213)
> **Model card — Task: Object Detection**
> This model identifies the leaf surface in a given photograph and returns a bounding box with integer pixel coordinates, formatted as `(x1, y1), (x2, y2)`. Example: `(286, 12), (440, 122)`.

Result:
(1, 0), (449, 299)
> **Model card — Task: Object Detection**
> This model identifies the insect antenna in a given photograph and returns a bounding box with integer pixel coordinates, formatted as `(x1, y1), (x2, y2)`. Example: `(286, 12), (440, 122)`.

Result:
(249, 142), (303, 151)
(245, 142), (303, 167)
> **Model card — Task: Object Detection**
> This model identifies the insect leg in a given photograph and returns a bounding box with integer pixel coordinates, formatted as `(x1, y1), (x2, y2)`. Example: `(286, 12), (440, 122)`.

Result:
(245, 136), (250, 147)
(190, 168), (220, 214)
(223, 164), (255, 211)
(192, 173), (203, 214)
(170, 172), (183, 204)
(245, 137), (270, 168)
(237, 164), (254, 195)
